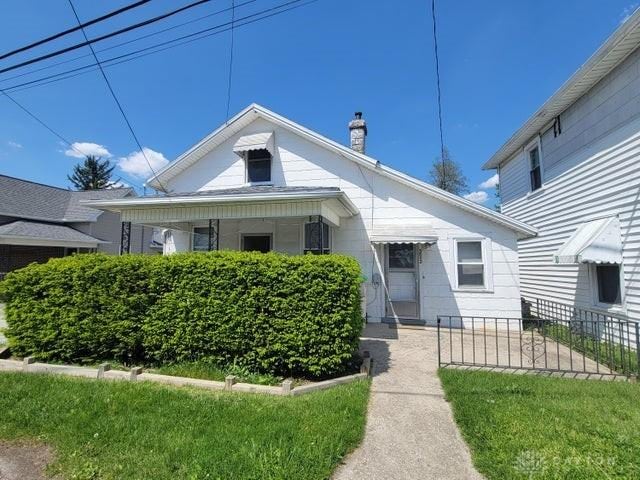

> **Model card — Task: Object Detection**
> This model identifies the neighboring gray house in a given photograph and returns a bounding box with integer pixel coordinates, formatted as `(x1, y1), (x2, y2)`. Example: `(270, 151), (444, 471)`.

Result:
(483, 10), (640, 321)
(0, 175), (156, 277)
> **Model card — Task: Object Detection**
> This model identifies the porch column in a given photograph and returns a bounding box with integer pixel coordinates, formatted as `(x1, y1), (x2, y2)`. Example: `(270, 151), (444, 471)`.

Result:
(120, 221), (131, 255)
(208, 219), (220, 251)
(318, 215), (325, 255)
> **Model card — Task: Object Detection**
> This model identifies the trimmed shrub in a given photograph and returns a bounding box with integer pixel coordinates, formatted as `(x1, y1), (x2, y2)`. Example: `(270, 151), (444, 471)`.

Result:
(0, 252), (363, 377)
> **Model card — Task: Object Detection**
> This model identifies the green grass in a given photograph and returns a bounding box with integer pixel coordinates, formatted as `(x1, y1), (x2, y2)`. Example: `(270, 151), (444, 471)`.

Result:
(0, 372), (370, 480)
(150, 360), (284, 386)
(439, 369), (640, 479)
(541, 323), (639, 376)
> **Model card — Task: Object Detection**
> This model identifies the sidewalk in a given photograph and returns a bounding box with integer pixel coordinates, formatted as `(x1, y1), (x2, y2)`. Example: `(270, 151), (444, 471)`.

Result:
(333, 324), (483, 480)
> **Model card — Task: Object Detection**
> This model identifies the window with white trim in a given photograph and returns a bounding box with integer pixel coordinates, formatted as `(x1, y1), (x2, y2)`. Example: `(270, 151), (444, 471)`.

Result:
(594, 264), (622, 305)
(246, 149), (271, 184)
(455, 240), (485, 287)
(527, 142), (542, 191)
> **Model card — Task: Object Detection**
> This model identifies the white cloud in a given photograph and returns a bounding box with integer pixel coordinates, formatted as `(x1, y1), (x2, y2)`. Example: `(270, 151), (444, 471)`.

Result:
(464, 191), (489, 204)
(479, 173), (499, 190)
(117, 147), (169, 179)
(65, 142), (112, 159)
(621, 3), (639, 23)
(7, 140), (22, 148)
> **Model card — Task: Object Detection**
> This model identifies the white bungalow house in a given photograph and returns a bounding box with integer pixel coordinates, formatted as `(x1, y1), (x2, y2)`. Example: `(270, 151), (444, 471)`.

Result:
(482, 9), (640, 323)
(86, 104), (536, 325)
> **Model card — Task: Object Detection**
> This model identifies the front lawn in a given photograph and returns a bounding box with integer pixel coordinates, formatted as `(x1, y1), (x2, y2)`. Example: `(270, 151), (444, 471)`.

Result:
(150, 359), (284, 385)
(0, 372), (370, 480)
(439, 369), (640, 479)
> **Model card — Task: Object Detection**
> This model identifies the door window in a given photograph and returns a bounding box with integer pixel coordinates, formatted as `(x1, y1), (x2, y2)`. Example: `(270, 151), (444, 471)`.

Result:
(388, 244), (415, 269)
(241, 235), (271, 253)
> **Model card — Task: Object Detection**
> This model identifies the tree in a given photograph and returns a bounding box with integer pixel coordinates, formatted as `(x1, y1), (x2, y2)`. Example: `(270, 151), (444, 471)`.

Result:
(494, 182), (502, 212)
(428, 147), (468, 195)
(68, 155), (116, 190)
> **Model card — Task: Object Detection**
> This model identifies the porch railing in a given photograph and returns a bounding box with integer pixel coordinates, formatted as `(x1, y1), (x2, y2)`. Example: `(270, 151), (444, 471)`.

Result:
(437, 302), (640, 379)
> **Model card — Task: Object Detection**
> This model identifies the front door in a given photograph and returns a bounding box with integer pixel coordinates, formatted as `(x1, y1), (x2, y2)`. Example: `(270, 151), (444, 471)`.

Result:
(385, 243), (420, 319)
(241, 234), (272, 253)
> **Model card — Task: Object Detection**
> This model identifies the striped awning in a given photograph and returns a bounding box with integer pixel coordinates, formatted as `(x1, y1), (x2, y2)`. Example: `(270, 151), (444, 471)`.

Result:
(553, 216), (623, 264)
(370, 224), (437, 244)
(233, 132), (275, 156)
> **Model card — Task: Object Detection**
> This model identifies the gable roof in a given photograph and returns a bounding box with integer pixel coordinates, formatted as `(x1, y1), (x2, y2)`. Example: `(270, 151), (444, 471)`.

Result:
(0, 220), (105, 248)
(147, 104), (536, 238)
(0, 174), (135, 223)
(483, 8), (640, 170)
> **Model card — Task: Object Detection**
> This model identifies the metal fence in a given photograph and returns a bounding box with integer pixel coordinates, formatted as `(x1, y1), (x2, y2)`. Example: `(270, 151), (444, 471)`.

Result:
(437, 300), (640, 379)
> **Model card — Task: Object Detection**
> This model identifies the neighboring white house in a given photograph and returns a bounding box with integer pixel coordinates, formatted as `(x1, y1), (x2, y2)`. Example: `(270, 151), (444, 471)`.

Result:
(482, 9), (640, 322)
(87, 104), (535, 325)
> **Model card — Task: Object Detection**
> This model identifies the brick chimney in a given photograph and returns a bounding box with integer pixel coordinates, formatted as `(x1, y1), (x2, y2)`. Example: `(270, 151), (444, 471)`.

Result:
(349, 111), (367, 154)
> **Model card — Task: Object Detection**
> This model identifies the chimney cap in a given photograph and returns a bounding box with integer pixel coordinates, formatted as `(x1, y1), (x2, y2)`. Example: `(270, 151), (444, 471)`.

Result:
(354, 111), (362, 119)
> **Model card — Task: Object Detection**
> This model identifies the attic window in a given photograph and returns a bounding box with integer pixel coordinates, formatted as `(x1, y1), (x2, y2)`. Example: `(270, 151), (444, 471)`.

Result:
(246, 149), (271, 184)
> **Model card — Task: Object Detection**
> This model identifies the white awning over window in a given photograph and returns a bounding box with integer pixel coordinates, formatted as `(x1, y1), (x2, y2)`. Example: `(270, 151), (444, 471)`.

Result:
(553, 216), (623, 264)
(370, 224), (438, 244)
(233, 132), (274, 156)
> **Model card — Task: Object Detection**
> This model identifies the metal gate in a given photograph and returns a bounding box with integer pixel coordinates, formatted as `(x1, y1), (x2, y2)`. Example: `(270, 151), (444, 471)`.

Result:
(437, 299), (639, 379)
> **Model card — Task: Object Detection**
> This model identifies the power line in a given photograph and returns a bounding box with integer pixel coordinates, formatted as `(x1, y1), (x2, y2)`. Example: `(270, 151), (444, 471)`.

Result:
(0, 89), (145, 192)
(0, 0), (152, 61)
(0, 0), (214, 76)
(67, 0), (169, 194)
(225, 0), (236, 122)
(0, 0), (259, 86)
(430, 0), (446, 189)
(2, 0), (316, 94)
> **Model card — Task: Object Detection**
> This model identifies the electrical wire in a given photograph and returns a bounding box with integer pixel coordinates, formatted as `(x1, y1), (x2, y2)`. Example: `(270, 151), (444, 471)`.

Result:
(0, 0), (214, 76)
(0, 0), (152, 61)
(2, 0), (317, 94)
(225, 0), (236, 122)
(67, 0), (169, 194)
(431, 0), (446, 189)
(0, 89), (145, 192)
(0, 0), (259, 86)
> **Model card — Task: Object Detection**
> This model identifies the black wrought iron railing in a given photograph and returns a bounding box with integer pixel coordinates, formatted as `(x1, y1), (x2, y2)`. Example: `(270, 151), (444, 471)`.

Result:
(437, 301), (640, 379)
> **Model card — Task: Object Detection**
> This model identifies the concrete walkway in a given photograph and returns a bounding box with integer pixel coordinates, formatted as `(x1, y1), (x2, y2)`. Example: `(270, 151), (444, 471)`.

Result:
(333, 324), (483, 480)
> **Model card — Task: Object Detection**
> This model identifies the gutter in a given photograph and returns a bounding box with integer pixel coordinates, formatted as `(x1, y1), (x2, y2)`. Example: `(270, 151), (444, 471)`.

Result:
(82, 190), (360, 216)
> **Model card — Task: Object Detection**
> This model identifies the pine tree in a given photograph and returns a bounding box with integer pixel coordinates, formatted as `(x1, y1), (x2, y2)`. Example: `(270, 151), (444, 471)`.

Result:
(428, 147), (468, 195)
(68, 156), (116, 190)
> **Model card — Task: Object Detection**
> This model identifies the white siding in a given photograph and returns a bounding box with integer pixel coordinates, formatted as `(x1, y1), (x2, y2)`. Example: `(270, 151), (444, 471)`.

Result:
(498, 45), (640, 322)
(499, 150), (529, 204)
(502, 114), (640, 321)
(541, 46), (640, 182)
(164, 118), (523, 323)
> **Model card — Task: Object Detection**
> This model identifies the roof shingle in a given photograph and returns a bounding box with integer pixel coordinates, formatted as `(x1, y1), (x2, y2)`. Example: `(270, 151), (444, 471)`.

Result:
(0, 175), (134, 222)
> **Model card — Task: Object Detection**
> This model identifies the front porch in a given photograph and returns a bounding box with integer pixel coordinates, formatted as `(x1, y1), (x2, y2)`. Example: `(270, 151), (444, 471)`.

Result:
(85, 186), (359, 256)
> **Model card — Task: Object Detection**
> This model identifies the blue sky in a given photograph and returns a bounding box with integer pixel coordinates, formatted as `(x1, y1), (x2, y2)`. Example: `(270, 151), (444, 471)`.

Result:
(0, 0), (638, 203)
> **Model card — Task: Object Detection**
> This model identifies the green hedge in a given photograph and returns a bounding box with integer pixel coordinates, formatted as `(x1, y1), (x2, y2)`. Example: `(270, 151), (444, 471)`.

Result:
(0, 252), (363, 378)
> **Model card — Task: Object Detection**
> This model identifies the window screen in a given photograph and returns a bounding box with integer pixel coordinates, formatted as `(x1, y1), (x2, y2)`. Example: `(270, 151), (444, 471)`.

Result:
(596, 265), (621, 305)
(457, 241), (484, 287)
(192, 227), (210, 252)
(304, 222), (330, 254)
(247, 149), (271, 183)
